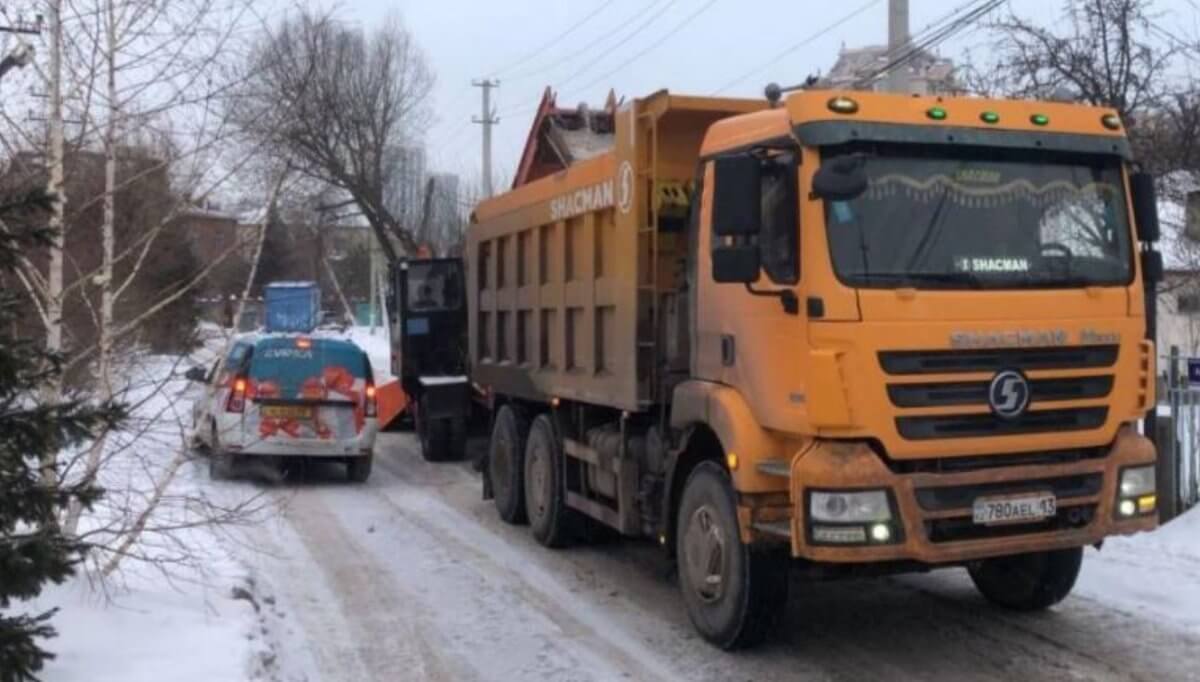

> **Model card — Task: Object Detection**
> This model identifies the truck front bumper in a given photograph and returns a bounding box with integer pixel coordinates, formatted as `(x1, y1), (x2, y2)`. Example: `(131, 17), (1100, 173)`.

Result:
(747, 425), (1157, 565)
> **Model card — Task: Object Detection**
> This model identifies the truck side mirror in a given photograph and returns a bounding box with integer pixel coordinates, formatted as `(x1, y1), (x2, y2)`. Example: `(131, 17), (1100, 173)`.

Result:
(712, 244), (761, 283)
(813, 154), (868, 201)
(1142, 250), (1164, 283)
(1130, 172), (1160, 243)
(712, 154), (761, 236)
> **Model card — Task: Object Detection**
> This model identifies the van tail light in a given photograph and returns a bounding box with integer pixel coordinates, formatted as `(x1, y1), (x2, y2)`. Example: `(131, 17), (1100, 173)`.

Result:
(227, 377), (247, 413)
(365, 382), (377, 418)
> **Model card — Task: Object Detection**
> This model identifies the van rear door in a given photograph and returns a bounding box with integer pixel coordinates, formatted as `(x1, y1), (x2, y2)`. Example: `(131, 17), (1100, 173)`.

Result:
(245, 337), (371, 443)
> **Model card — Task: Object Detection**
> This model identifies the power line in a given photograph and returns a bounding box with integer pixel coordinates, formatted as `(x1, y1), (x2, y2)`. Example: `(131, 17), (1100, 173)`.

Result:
(566, 0), (721, 99)
(856, 0), (1004, 88)
(497, 0), (681, 120)
(486, 0), (613, 78)
(505, 0), (674, 83)
(712, 0), (883, 95)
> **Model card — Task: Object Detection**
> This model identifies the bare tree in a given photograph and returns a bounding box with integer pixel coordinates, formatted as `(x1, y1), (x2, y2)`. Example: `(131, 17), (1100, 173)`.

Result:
(234, 10), (436, 261)
(961, 0), (1187, 163)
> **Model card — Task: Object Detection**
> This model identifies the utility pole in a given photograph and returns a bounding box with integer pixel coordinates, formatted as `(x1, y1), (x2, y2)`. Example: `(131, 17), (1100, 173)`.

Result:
(886, 0), (911, 94)
(472, 78), (499, 197)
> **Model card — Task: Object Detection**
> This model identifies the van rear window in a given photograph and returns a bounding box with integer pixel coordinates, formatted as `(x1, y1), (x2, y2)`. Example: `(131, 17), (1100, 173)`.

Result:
(248, 338), (368, 399)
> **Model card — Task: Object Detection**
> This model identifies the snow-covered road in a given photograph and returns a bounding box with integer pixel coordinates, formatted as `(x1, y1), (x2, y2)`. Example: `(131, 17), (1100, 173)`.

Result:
(231, 433), (1200, 682)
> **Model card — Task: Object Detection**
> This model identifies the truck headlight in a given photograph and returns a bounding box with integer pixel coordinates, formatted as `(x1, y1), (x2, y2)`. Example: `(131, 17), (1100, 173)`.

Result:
(1116, 465), (1156, 518)
(810, 490), (892, 523)
(1118, 465), (1155, 498)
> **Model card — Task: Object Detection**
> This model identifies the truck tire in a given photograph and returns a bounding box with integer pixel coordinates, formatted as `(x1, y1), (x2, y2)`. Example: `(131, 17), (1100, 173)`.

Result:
(417, 396), (448, 462)
(676, 461), (788, 650)
(968, 547), (1083, 611)
(347, 454), (373, 483)
(209, 423), (234, 480)
(489, 405), (528, 524)
(447, 416), (468, 461)
(524, 414), (582, 548)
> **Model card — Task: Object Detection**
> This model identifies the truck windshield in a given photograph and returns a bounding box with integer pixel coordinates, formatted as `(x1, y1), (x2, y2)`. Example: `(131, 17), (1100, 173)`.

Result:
(823, 144), (1133, 289)
(407, 260), (463, 311)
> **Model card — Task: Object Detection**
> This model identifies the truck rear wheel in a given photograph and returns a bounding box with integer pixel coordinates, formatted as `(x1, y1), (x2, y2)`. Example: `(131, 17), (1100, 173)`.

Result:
(488, 405), (528, 524)
(417, 396), (447, 462)
(447, 415), (467, 461)
(676, 461), (788, 650)
(524, 414), (581, 548)
(968, 547), (1083, 611)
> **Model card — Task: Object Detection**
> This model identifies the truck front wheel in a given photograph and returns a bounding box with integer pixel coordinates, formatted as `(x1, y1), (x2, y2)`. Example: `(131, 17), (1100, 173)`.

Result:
(676, 461), (788, 650)
(968, 547), (1083, 611)
(488, 405), (528, 524)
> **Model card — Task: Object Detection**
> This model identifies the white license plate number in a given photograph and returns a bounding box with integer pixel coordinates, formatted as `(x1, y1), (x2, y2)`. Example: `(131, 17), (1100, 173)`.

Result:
(972, 493), (1057, 525)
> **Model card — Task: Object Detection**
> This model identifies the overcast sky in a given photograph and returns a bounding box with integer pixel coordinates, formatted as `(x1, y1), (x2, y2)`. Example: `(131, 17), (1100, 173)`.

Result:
(340, 0), (1197, 188)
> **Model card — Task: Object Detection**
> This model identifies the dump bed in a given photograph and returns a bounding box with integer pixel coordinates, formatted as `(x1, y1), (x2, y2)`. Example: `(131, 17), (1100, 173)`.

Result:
(468, 91), (765, 412)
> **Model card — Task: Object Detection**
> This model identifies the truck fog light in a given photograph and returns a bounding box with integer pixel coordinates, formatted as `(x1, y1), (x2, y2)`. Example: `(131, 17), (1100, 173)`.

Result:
(812, 525), (867, 544)
(1137, 494), (1156, 514)
(869, 523), (892, 543)
(1118, 499), (1137, 517)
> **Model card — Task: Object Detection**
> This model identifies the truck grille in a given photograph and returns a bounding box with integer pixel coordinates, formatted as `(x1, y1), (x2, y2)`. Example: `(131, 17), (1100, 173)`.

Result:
(880, 345), (1117, 441)
(878, 345), (1118, 375)
(887, 376), (1113, 408)
(914, 473), (1103, 512)
(896, 407), (1107, 439)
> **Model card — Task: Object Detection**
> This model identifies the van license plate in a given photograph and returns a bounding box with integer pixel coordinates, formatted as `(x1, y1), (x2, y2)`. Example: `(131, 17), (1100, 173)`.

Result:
(262, 405), (313, 419)
(972, 493), (1056, 525)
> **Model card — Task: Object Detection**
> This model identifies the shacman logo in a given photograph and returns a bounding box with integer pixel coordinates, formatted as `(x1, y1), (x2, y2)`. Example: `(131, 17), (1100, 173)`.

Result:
(988, 369), (1030, 418)
(549, 180), (613, 221)
(617, 161), (634, 214)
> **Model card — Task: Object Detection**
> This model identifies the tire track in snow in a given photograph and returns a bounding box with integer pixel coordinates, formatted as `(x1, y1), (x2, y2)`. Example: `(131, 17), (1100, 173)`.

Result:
(270, 485), (468, 681)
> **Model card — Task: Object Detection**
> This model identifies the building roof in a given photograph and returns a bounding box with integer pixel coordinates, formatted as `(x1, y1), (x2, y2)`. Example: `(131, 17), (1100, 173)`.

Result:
(823, 44), (955, 90)
(512, 88), (620, 188)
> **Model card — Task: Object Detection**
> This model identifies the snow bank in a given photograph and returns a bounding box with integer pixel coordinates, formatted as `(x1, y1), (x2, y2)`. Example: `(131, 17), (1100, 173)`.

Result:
(1078, 506), (1200, 635)
(31, 542), (263, 682)
(22, 344), (271, 681)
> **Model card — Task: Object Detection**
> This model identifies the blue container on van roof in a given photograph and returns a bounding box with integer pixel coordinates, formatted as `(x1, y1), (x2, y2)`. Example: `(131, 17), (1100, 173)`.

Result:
(264, 281), (320, 333)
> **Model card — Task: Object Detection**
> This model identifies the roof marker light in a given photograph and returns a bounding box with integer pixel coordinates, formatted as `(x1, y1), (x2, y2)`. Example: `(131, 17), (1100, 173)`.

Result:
(827, 96), (859, 114)
(296, 337), (312, 349)
(1031, 114), (1050, 126)
(1101, 113), (1122, 130)
(926, 107), (947, 121)
(980, 111), (1000, 124)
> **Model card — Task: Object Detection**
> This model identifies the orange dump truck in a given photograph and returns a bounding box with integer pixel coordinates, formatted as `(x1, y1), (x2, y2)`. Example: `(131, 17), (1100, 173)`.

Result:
(468, 89), (1164, 649)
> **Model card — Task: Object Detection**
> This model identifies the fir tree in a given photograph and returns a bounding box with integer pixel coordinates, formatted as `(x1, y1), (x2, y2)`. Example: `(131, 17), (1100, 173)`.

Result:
(0, 187), (126, 682)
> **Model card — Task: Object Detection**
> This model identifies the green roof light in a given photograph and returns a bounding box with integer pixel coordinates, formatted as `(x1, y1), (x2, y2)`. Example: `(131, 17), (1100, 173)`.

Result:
(980, 111), (1000, 124)
(1031, 114), (1050, 126)
(926, 107), (948, 121)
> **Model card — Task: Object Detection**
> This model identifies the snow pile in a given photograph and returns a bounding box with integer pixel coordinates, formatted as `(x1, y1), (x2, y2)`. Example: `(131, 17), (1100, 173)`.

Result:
(1078, 506), (1200, 634)
(30, 530), (265, 682)
(342, 325), (393, 383)
(23, 341), (271, 681)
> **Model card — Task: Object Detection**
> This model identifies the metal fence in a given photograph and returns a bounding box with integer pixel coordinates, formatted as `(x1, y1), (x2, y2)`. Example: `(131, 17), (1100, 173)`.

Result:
(1159, 349), (1200, 518)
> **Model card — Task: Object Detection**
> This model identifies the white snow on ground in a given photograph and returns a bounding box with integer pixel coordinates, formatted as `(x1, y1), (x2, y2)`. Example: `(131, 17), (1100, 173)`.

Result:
(16, 323), (1200, 680)
(1077, 506), (1200, 635)
(29, 523), (264, 682)
(22, 327), (271, 682)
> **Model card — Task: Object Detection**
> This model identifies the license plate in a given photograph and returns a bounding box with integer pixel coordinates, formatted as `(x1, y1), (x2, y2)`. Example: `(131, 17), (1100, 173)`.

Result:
(261, 405), (313, 420)
(972, 493), (1057, 525)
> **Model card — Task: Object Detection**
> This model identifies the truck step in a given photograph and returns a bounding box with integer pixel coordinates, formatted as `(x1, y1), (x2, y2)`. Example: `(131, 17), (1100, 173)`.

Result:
(751, 521), (791, 540)
(756, 459), (791, 478)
